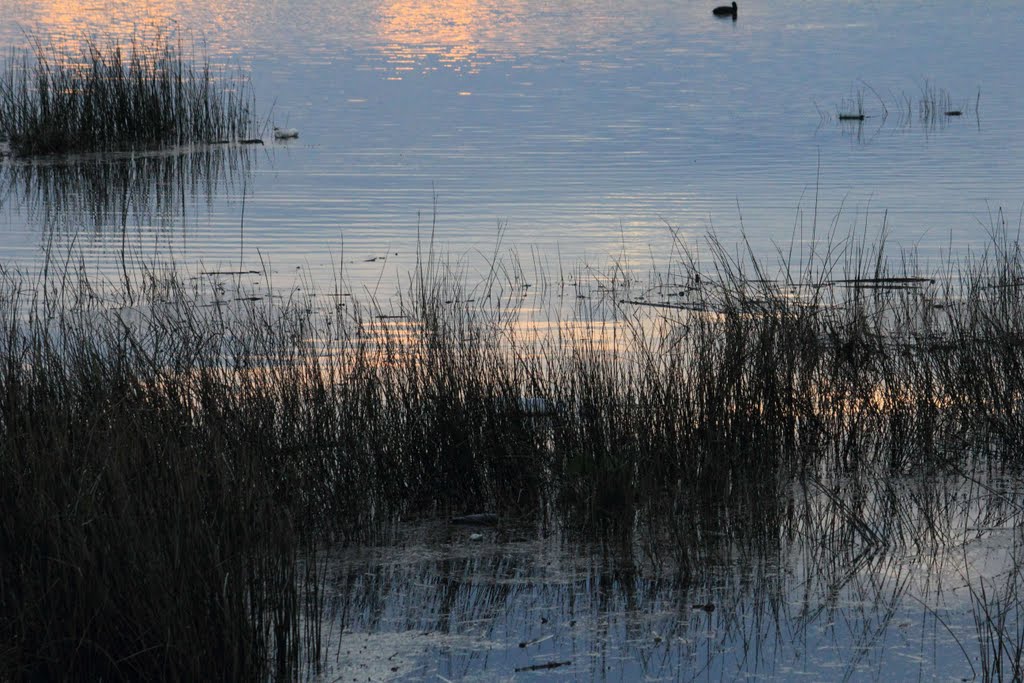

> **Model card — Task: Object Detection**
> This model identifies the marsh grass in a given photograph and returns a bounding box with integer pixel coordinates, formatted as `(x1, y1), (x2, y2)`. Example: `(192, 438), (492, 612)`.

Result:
(914, 80), (981, 123)
(824, 82), (981, 141)
(0, 263), (323, 679)
(0, 33), (257, 156)
(4, 216), (1024, 676)
(323, 471), (1023, 680)
(970, 557), (1024, 681)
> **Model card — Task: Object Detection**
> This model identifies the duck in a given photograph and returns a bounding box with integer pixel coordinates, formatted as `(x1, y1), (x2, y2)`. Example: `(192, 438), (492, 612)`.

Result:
(273, 127), (299, 140)
(713, 1), (737, 19)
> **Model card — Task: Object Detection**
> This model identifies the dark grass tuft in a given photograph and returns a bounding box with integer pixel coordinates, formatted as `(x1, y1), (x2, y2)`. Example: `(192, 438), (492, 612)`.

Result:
(0, 33), (257, 156)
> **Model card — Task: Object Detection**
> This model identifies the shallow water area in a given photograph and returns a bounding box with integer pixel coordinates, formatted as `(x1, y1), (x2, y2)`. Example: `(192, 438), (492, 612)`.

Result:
(318, 474), (1024, 681)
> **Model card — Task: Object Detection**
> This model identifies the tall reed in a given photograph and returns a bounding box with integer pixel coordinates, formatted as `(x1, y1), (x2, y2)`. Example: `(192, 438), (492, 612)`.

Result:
(0, 34), (257, 156)
(0, 263), (320, 679)
(4, 221), (1024, 676)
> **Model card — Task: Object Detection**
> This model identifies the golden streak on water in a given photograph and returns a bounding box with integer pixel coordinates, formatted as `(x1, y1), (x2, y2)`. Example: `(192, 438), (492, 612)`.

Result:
(375, 0), (535, 71)
(26, 0), (179, 51)
(20, 0), (253, 58)
(377, 0), (485, 67)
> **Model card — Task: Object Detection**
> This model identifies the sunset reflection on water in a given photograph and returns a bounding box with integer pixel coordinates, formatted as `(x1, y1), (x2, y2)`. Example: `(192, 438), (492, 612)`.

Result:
(371, 0), (646, 72)
(376, 0), (516, 73)
(26, 0), (178, 37)
(5, 0), (254, 59)
(12, 0), (538, 75)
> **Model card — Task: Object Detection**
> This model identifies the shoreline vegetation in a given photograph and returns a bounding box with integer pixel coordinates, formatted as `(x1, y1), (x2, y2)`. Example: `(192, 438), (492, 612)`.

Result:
(0, 33), (258, 156)
(3, 215), (1024, 677)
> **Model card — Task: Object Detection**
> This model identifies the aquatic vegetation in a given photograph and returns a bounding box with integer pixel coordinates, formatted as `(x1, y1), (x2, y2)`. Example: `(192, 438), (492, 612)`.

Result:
(3, 219), (1024, 677)
(835, 86), (872, 121)
(970, 550), (1024, 682)
(0, 268), (322, 679)
(916, 79), (980, 123)
(0, 34), (258, 156)
(824, 81), (981, 135)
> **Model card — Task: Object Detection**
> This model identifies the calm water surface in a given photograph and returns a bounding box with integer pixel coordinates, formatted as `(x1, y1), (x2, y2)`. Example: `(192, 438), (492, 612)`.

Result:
(1, 0), (1022, 291)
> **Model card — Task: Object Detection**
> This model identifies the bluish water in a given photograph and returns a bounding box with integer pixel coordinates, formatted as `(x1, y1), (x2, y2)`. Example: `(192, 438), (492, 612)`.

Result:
(1, 0), (1022, 292)
(320, 503), (1022, 682)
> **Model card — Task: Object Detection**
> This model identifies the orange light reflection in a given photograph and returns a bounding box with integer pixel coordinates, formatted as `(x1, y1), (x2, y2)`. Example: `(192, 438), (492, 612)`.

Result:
(376, 0), (524, 72)
(15, 0), (252, 64)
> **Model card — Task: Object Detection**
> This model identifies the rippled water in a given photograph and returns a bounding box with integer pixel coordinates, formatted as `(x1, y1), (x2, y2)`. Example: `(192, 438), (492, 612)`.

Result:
(1, 0), (1022, 293)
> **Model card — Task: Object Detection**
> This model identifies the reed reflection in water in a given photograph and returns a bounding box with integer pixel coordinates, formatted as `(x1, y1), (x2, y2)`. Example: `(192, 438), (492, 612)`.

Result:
(1, 145), (255, 231)
(321, 472), (1024, 682)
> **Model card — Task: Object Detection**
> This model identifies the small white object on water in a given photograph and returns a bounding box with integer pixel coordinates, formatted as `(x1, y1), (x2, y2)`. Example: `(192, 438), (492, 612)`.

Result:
(469, 533), (484, 541)
(273, 127), (299, 139)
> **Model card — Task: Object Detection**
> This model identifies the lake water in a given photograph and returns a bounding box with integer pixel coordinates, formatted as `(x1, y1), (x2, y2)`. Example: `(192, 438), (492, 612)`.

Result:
(1, 0), (1022, 295)
(3, 1), (1023, 679)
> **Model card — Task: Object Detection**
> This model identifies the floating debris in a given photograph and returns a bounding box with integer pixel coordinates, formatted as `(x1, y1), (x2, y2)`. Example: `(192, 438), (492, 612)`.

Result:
(515, 660), (571, 672)
(621, 299), (711, 312)
(824, 276), (934, 290)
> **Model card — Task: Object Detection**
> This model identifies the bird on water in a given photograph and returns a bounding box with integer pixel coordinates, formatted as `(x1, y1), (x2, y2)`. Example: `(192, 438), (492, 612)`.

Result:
(713, 1), (737, 19)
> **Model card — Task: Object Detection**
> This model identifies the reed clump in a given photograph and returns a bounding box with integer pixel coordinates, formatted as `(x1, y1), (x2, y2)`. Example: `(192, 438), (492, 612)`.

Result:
(0, 34), (257, 156)
(4, 221), (1024, 676)
(0, 267), (321, 679)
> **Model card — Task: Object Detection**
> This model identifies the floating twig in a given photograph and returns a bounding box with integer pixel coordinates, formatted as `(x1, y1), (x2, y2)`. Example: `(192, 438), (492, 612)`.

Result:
(515, 660), (571, 672)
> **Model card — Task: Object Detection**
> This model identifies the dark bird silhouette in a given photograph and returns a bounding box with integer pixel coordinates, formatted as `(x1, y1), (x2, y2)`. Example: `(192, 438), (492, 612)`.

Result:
(713, 1), (737, 19)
